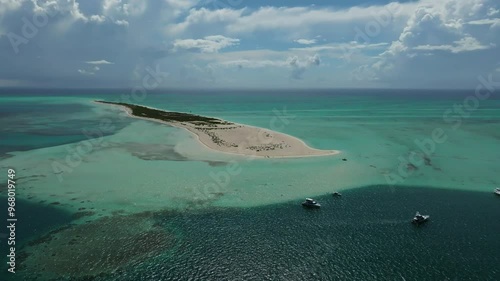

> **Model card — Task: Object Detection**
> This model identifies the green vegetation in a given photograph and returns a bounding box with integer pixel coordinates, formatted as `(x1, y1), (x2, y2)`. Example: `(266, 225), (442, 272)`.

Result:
(96, 100), (231, 125)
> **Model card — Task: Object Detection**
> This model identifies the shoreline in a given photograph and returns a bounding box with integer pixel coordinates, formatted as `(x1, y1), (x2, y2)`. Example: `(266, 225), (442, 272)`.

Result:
(94, 100), (340, 158)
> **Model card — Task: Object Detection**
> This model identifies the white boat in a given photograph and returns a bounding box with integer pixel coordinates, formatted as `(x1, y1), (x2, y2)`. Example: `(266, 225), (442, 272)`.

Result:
(302, 198), (321, 208)
(494, 188), (500, 196)
(332, 192), (342, 197)
(412, 212), (430, 225)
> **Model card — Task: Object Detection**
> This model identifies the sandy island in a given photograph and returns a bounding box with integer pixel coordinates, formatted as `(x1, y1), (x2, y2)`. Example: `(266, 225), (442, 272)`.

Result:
(96, 100), (339, 158)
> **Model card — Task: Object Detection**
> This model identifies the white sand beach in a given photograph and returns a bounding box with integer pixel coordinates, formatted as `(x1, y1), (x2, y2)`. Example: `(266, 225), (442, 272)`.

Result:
(97, 101), (339, 158)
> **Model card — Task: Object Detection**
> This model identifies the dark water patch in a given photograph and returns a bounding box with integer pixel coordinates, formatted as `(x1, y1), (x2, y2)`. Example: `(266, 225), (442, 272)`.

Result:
(25, 225), (74, 248)
(5, 186), (500, 280)
(407, 163), (417, 171)
(0, 153), (14, 160)
(0, 100), (131, 156)
(120, 142), (188, 161)
(16, 175), (47, 180)
(16, 211), (179, 281)
(71, 211), (96, 220)
(0, 197), (74, 279)
(0, 196), (74, 245)
(204, 160), (228, 167)
(90, 185), (498, 281)
(423, 155), (432, 166)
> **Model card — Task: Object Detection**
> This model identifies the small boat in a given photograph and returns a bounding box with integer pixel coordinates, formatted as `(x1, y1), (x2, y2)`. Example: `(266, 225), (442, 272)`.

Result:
(412, 212), (430, 225)
(332, 192), (342, 197)
(302, 198), (321, 208)
(494, 188), (500, 196)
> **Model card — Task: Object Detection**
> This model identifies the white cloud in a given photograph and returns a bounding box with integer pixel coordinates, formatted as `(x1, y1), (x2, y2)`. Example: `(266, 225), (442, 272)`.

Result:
(166, 3), (416, 37)
(467, 18), (500, 26)
(60, 0), (87, 21)
(103, 0), (146, 17)
(487, 8), (499, 16)
(413, 36), (494, 53)
(78, 64), (104, 75)
(294, 39), (317, 45)
(1, 0), (499, 89)
(90, 14), (106, 23)
(0, 0), (23, 15)
(173, 35), (239, 53)
(214, 53), (321, 80)
(357, 0), (500, 82)
(290, 42), (388, 56)
(85, 60), (114, 65)
(78, 69), (95, 75)
(308, 54), (321, 66)
(286, 55), (322, 79)
(164, 0), (200, 16)
(166, 7), (244, 35)
(226, 4), (413, 34)
(218, 59), (287, 69)
(114, 19), (129, 26)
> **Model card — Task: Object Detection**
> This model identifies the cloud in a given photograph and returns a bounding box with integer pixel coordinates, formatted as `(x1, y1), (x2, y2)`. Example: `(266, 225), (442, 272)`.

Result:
(0, 0), (23, 15)
(166, 3), (416, 38)
(102, 0), (147, 17)
(487, 8), (499, 16)
(287, 54), (322, 79)
(85, 60), (114, 65)
(213, 53), (321, 79)
(164, 0), (200, 16)
(114, 19), (129, 26)
(290, 42), (389, 62)
(467, 18), (500, 27)
(413, 36), (494, 53)
(218, 59), (287, 69)
(294, 39), (317, 45)
(308, 54), (321, 66)
(78, 64), (102, 75)
(78, 69), (95, 75)
(356, 0), (500, 84)
(166, 7), (245, 36)
(90, 14), (106, 23)
(0, 0), (498, 89)
(173, 35), (239, 53)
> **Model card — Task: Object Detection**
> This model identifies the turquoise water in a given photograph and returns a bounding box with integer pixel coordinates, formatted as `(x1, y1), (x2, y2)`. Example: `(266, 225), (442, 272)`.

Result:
(0, 89), (499, 280)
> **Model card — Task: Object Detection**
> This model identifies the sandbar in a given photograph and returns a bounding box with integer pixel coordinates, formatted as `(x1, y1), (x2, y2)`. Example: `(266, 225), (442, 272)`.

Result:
(95, 100), (340, 158)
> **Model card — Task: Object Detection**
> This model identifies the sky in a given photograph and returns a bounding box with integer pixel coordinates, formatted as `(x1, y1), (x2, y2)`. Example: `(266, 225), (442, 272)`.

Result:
(0, 0), (499, 89)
